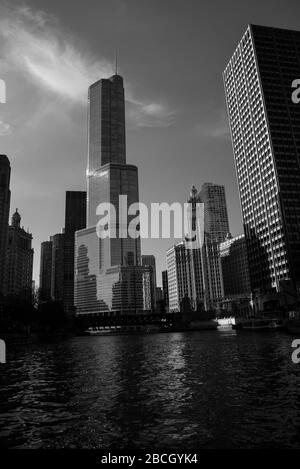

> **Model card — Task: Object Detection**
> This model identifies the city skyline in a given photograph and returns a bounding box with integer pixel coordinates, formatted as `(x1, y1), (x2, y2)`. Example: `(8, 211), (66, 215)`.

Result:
(2, 0), (300, 284)
(1, 2), (300, 453)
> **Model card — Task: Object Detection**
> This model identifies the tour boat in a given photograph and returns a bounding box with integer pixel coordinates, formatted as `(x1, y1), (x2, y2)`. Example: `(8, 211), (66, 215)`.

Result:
(233, 317), (283, 331)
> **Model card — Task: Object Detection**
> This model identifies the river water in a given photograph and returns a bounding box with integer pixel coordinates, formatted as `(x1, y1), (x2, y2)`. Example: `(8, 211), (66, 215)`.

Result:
(0, 329), (300, 449)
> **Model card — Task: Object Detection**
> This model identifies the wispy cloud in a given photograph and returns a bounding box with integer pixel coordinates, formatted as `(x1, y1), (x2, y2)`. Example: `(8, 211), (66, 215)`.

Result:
(127, 97), (176, 128)
(0, 3), (175, 127)
(0, 4), (111, 102)
(190, 108), (230, 140)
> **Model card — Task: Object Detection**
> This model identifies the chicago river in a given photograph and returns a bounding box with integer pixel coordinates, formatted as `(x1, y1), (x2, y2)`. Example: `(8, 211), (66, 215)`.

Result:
(0, 329), (299, 449)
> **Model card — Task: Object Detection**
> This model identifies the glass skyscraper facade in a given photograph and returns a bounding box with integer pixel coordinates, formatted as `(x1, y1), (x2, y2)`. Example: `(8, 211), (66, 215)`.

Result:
(75, 73), (151, 316)
(224, 24), (300, 294)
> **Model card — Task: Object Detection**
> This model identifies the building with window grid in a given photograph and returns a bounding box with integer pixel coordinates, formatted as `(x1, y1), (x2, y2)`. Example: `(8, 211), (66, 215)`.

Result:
(224, 24), (300, 295)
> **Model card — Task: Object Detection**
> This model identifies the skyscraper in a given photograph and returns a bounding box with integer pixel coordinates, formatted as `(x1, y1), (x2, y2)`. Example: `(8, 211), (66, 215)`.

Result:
(0, 155), (10, 297)
(63, 191), (86, 314)
(199, 183), (230, 243)
(166, 183), (226, 313)
(142, 254), (157, 309)
(187, 185), (224, 311)
(75, 72), (151, 316)
(39, 239), (53, 302)
(85, 74), (140, 268)
(224, 24), (300, 295)
(4, 209), (33, 301)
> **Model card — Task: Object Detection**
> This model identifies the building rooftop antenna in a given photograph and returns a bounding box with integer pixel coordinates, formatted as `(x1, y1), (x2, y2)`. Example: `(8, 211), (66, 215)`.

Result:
(115, 50), (118, 75)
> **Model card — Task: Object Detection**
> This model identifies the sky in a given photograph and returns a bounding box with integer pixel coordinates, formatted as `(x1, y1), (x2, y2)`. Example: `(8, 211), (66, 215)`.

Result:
(1, 0), (300, 286)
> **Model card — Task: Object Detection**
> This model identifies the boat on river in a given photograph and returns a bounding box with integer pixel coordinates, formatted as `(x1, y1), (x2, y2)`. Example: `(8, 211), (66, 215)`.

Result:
(82, 320), (218, 336)
(233, 316), (283, 331)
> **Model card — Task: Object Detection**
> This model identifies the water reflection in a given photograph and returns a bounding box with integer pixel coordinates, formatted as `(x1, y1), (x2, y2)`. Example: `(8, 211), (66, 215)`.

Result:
(0, 330), (300, 448)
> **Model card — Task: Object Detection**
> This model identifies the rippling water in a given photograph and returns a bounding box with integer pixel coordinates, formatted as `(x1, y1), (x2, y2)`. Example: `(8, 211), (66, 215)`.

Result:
(1, 329), (300, 449)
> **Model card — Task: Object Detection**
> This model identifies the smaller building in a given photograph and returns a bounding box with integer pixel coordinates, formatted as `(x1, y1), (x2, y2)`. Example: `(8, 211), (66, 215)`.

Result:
(4, 209), (33, 301)
(63, 191), (86, 315)
(166, 242), (194, 312)
(142, 254), (157, 310)
(162, 270), (169, 312)
(51, 232), (65, 302)
(39, 239), (53, 302)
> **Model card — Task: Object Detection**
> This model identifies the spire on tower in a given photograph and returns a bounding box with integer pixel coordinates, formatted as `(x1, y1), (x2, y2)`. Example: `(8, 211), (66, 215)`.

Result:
(114, 50), (118, 75)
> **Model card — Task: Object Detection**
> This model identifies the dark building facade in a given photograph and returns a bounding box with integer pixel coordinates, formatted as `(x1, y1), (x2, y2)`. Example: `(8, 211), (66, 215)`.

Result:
(224, 25), (300, 295)
(4, 209), (33, 300)
(39, 240), (53, 302)
(63, 191), (86, 315)
(0, 155), (10, 297)
(220, 234), (251, 297)
(162, 269), (169, 311)
(51, 232), (65, 302)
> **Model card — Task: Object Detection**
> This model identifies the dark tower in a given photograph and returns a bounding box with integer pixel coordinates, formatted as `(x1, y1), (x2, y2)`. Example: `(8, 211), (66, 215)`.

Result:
(63, 191), (86, 314)
(39, 240), (53, 302)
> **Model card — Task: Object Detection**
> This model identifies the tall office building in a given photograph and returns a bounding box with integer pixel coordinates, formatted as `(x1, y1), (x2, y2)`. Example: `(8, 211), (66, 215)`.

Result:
(4, 209), (33, 300)
(220, 234), (251, 297)
(0, 155), (10, 297)
(224, 25), (300, 294)
(39, 239), (53, 302)
(75, 72), (151, 315)
(142, 254), (157, 309)
(63, 191), (86, 314)
(51, 232), (65, 302)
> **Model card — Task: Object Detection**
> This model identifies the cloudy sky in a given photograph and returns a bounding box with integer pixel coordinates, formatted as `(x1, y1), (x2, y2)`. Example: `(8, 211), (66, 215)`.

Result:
(1, 0), (300, 285)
